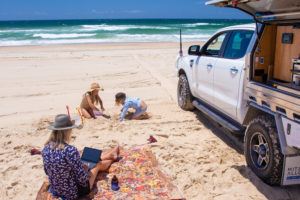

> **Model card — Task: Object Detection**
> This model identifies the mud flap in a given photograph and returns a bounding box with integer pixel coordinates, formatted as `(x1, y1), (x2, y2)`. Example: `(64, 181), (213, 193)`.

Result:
(282, 117), (300, 149)
(282, 156), (300, 185)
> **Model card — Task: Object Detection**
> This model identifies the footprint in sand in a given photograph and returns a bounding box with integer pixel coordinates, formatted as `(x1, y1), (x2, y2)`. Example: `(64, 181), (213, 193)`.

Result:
(3, 166), (18, 176)
(156, 134), (169, 138)
(162, 155), (172, 161)
(13, 145), (28, 151)
(11, 182), (18, 187)
(173, 133), (186, 137)
(32, 164), (42, 169)
(194, 127), (202, 131)
(36, 118), (51, 131)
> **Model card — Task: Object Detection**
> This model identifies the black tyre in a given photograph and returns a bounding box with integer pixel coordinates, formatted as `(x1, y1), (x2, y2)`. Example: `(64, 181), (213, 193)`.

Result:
(244, 115), (283, 185)
(177, 74), (194, 111)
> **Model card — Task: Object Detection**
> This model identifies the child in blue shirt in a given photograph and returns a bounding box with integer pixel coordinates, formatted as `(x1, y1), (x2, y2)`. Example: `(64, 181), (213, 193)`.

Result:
(115, 92), (148, 122)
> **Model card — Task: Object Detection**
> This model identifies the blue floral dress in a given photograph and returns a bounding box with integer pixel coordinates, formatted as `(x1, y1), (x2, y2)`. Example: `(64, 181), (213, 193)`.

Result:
(42, 143), (89, 200)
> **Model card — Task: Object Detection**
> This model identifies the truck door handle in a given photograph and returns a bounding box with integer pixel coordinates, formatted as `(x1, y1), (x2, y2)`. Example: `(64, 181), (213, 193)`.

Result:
(207, 64), (213, 70)
(230, 67), (239, 74)
(190, 60), (194, 67)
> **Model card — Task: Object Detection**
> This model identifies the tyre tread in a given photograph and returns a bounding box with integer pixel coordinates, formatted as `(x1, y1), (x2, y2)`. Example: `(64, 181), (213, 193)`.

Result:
(245, 115), (283, 185)
(177, 74), (194, 111)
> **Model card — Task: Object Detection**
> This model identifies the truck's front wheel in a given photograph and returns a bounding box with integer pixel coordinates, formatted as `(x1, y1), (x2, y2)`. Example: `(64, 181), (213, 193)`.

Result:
(177, 74), (194, 111)
(245, 116), (283, 185)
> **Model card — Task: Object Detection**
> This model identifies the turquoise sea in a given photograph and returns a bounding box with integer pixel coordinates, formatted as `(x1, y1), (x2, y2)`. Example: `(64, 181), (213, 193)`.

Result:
(0, 19), (252, 46)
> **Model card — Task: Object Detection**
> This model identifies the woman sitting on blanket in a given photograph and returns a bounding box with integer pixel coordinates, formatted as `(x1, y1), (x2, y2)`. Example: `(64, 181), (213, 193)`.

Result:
(80, 82), (106, 119)
(42, 114), (119, 200)
(115, 92), (148, 122)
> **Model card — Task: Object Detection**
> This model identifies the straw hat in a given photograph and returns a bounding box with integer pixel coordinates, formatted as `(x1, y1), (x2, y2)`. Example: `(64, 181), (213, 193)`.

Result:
(88, 82), (104, 92)
(48, 114), (79, 131)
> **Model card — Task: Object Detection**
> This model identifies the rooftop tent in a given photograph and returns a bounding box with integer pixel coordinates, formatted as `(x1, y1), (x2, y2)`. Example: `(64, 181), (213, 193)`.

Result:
(205, 0), (300, 23)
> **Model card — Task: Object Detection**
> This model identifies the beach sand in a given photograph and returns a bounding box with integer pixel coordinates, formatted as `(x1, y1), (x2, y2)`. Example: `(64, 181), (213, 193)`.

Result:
(0, 42), (299, 200)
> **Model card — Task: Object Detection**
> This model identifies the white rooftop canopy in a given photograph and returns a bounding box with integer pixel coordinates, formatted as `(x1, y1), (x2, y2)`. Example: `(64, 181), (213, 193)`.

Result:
(205, 0), (300, 22)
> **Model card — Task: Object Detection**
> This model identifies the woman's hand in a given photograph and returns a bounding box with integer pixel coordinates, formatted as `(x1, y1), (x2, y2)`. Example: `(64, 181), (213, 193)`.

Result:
(101, 107), (105, 112)
(83, 164), (89, 172)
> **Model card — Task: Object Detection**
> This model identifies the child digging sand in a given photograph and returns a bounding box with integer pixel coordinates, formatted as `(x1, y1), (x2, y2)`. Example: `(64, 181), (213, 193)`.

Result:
(80, 82), (109, 119)
(115, 92), (149, 122)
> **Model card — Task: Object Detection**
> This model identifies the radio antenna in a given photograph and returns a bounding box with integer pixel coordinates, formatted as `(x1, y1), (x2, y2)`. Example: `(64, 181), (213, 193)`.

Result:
(179, 29), (183, 57)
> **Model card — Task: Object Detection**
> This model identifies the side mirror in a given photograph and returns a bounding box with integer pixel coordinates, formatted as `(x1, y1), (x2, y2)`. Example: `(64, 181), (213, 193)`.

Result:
(188, 45), (201, 56)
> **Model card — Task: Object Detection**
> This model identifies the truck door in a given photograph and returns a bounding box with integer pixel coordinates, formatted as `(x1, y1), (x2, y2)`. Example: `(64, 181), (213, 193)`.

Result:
(213, 30), (254, 119)
(195, 31), (229, 104)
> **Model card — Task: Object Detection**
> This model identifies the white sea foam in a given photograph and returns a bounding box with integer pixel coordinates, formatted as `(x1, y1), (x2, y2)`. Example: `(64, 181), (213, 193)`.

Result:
(0, 40), (35, 46)
(81, 25), (131, 31)
(80, 24), (171, 31)
(0, 33), (211, 46)
(174, 34), (211, 39)
(116, 33), (210, 42)
(33, 33), (96, 39)
(0, 39), (107, 46)
(0, 29), (52, 33)
(184, 23), (222, 27)
(192, 23), (210, 26)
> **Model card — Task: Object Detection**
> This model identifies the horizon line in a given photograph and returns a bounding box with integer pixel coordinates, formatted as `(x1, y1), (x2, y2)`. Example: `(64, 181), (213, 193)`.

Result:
(0, 18), (252, 22)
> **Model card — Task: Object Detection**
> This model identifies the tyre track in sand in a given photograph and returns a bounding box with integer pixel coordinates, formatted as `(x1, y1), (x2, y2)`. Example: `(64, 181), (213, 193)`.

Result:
(132, 54), (177, 102)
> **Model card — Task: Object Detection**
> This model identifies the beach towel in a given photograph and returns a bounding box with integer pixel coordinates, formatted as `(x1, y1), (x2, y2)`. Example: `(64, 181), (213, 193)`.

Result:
(36, 147), (184, 200)
(93, 146), (184, 200)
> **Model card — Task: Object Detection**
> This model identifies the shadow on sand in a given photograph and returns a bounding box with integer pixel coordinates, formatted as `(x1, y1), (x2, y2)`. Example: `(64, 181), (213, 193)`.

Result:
(192, 109), (300, 200)
(192, 109), (244, 154)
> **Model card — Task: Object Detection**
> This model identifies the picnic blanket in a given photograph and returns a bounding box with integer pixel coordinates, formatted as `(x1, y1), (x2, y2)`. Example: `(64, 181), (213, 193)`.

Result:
(36, 146), (185, 200)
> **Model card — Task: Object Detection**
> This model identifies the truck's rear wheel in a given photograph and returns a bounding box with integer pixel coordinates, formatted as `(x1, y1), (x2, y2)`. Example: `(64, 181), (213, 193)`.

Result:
(245, 116), (283, 185)
(177, 74), (194, 111)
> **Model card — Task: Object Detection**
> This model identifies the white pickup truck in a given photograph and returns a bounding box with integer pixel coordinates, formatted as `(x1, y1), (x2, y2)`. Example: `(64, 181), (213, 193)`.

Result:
(176, 0), (300, 186)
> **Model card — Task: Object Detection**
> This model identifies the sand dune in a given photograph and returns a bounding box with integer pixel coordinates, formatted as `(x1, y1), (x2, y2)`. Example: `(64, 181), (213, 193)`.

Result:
(0, 43), (299, 200)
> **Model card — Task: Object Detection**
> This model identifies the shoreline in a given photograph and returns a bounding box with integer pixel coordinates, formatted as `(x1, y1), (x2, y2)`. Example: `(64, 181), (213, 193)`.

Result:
(0, 41), (200, 49)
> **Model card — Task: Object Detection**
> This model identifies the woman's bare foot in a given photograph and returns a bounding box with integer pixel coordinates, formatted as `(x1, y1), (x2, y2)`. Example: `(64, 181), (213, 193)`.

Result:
(112, 153), (118, 161)
(112, 145), (121, 161)
(101, 146), (120, 161)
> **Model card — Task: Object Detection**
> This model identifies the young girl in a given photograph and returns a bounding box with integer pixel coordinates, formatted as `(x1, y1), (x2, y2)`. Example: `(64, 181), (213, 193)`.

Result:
(115, 92), (148, 122)
(80, 82), (105, 119)
(42, 114), (119, 200)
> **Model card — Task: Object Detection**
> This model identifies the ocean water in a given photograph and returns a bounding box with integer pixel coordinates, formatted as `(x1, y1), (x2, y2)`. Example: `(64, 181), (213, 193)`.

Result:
(0, 19), (252, 46)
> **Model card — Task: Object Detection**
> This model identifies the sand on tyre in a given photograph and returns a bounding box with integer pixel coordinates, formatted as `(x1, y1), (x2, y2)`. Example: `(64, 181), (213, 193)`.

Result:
(244, 115), (284, 185)
(177, 74), (194, 111)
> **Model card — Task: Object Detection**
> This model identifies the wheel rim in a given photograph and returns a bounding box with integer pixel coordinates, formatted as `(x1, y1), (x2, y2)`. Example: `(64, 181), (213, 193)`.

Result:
(250, 132), (270, 170)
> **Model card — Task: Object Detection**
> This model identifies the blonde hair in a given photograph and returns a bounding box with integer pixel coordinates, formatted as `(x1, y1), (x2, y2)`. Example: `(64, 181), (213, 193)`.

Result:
(45, 129), (72, 149)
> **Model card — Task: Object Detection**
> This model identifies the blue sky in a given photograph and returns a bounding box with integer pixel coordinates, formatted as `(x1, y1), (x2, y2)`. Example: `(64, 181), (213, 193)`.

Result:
(0, 0), (250, 21)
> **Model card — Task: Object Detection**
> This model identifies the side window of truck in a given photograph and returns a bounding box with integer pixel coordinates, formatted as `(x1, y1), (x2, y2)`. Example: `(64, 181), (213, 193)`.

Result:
(203, 32), (227, 57)
(223, 30), (254, 59)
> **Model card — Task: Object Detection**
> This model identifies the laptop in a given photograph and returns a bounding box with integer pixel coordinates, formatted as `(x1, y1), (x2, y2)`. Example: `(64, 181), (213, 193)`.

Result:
(81, 147), (102, 170)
